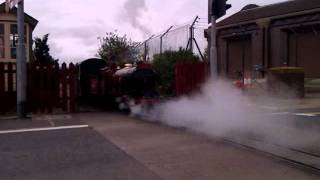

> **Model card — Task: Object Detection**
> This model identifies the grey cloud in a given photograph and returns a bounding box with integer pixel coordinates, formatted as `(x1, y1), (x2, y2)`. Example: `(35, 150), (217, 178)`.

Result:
(122, 0), (151, 36)
(48, 23), (112, 46)
(29, 0), (286, 62)
(49, 41), (63, 58)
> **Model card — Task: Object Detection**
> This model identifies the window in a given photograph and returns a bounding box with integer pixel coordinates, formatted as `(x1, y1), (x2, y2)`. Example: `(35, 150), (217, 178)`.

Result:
(0, 24), (4, 58)
(10, 24), (27, 59)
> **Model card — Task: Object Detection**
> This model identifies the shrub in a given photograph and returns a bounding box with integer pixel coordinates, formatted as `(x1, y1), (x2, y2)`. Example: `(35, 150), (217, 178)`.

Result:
(152, 49), (200, 96)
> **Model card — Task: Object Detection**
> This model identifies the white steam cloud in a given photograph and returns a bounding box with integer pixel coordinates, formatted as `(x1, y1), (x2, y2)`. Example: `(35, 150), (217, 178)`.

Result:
(133, 79), (320, 151)
(123, 0), (151, 36)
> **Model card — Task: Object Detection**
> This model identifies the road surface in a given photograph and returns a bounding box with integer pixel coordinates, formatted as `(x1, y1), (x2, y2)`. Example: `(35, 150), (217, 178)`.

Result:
(79, 112), (320, 180)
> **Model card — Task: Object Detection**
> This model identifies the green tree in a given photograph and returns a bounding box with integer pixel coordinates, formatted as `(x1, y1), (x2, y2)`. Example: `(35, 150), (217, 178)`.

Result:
(97, 31), (139, 65)
(152, 49), (200, 96)
(33, 34), (56, 65)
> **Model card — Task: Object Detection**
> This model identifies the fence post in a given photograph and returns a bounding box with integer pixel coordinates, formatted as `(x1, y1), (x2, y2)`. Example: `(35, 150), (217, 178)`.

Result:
(7, 63), (13, 93)
(0, 63), (4, 113)
(69, 63), (77, 113)
(60, 63), (68, 112)
(47, 64), (54, 113)
(39, 64), (46, 113)
(30, 63), (39, 113)
(53, 62), (60, 109)
(160, 26), (173, 54)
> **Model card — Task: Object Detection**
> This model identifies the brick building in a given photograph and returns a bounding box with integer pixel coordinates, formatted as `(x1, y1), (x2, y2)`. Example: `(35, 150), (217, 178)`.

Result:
(207, 0), (320, 82)
(0, 2), (38, 63)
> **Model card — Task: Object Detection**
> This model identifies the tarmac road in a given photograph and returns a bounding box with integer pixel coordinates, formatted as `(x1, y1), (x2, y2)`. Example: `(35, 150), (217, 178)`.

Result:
(1, 111), (320, 180)
(0, 126), (163, 180)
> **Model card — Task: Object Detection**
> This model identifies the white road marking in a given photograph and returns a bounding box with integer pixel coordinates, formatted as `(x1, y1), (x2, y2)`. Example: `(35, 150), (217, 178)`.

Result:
(270, 112), (320, 117)
(293, 113), (317, 117)
(261, 106), (279, 110)
(0, 125), (89, 134)
(270, 112), (290, 115)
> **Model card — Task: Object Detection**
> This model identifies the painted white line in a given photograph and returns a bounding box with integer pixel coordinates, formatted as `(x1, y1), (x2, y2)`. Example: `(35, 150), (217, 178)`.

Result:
(261, 106), (279, 110)
(0, 125), (89, 134)
(293, 113), (317, 117)
(271, 112), (290, 115)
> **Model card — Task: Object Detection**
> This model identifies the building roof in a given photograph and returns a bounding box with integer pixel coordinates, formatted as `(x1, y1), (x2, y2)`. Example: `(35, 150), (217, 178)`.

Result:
(217, 0), (320, 27)
(0, 2), (38, 30)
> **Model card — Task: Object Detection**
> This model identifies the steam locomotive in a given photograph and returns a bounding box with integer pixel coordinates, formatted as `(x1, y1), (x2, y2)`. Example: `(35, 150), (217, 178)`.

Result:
(101, 62), (159, 112)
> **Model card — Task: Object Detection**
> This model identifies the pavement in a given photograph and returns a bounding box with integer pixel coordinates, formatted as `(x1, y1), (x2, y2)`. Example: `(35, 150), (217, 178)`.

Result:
(79, 112), (320, 180)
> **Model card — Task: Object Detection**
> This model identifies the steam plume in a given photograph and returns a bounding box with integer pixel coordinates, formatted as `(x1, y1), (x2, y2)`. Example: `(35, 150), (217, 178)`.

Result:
(134, 79), (320, 150)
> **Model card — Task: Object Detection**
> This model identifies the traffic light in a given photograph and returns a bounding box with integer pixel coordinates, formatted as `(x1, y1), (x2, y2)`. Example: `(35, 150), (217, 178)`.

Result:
(211, 0), (232, 19)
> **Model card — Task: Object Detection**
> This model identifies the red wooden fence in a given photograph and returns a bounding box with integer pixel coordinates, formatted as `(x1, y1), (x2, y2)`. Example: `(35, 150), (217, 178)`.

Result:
(0, 62), (79, 114)
(175, 63), (209, 96)
(0, 62), (17, 113)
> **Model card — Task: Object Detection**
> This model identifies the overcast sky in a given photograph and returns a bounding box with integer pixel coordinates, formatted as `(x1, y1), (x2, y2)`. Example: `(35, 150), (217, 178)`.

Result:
(14, 0), (289, 63)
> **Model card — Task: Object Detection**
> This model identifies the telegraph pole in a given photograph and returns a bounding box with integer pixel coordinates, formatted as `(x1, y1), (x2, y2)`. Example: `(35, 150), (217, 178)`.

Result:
(17, 0), (27, 118)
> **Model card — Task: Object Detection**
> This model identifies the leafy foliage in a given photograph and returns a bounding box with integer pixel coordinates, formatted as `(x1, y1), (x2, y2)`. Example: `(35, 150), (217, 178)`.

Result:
(152, 49), (199, 96)
(97, 32), (140, 65)
(33, 34), (56, 65)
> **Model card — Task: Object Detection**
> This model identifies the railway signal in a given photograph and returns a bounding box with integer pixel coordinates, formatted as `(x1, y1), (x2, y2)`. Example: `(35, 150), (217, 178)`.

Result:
(211, 0), (232, 19)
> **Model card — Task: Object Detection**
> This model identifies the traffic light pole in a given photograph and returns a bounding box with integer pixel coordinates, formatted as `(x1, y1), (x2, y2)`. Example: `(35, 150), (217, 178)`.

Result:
(17, 0), (27, 118)
(209, 0), (231, 78)
(210, 15), (218, 78)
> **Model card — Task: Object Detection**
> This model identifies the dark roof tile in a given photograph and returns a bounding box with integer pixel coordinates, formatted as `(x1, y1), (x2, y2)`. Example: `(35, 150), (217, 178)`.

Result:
(0, 2), (38, 30)
(218, 0), (320, 27)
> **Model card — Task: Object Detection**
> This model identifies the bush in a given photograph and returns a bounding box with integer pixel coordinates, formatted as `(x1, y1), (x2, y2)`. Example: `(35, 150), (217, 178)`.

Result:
(152, 49), (200, 96)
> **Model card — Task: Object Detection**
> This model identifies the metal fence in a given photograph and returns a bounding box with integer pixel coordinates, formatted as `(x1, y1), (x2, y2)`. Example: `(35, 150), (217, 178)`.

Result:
(138, 17), (208, 62)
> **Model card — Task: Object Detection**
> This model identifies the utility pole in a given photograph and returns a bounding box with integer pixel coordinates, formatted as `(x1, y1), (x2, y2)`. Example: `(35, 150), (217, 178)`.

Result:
(17, 0), (27, 118)
(160, 26), (173, 54)
(209, 0), (231, 77)
(210, 15), (218, 78)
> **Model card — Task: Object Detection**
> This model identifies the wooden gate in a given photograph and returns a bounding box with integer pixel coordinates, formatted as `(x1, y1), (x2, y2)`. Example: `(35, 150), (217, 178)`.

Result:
(175, 63), (209, 96)
(0, 62), (79, 114)
(0, 63), (17, 113)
